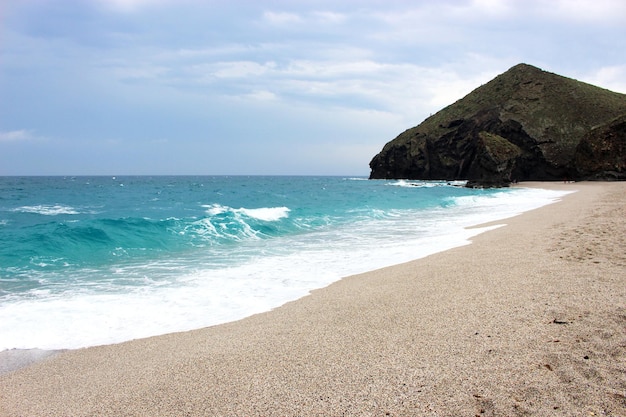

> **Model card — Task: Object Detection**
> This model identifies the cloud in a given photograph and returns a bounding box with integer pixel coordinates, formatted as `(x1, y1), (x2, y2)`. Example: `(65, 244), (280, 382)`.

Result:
(543, 0), (626, 23)
(211, 61), (277, 79)
(244, 90), (278, 101)
(111, 64), (171, 82)
(581, 65), (626, 94)
(0, 130), (38, 142)
(95, 0), (172, 13)
(262, 9), (348, 27)
(468, 0), (514, 17)
(97, 41), (512, 128)
(456, 0), (626, 25)
(263, 11), (303, 25)
(311, 11), (347, 24)
(2, 0), (624, 175)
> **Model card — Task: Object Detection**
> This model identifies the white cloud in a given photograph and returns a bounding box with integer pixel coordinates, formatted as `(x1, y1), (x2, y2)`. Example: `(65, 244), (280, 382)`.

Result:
(281, 59), (383, 78)
(118, 47), (512, 127)
(311, 11), (347, 24)
(211, 61), (277, 79)
(4, 0), (622, 175)
(581, 65), (626, 94)
(263, 11), (303, 25)
(175, 45), (254, 59)
(96, 0), (172, 13)
(542, 0), (626, 23)
(112, 64), (170, 81)
(0, 130), (37, 142)
(456, 0), (626, 24)
(464, 0), (522, 17)
(263, 9), (348, 27)
(244, 90), (278, 101)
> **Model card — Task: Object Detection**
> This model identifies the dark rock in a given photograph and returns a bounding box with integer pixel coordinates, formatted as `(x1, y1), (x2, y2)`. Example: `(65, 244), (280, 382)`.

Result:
(369, 63), (626, 187)
(573, 114), (626, 180)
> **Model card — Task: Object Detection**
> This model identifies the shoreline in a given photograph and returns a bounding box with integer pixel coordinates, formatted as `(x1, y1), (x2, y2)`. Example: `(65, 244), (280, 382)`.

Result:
(1, 181), (624, 416)
(0, 181), (569, 374)
(0, 181), (567, 355)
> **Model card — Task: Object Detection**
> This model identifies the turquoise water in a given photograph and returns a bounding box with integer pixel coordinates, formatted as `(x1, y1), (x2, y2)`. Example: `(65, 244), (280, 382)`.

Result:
(0, 176), (570, 350)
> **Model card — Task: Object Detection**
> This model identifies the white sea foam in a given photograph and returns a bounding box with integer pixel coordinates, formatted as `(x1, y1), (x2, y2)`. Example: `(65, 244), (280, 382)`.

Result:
(0, 217), (501, 351)
(203, 204), (228, 216)
(0, 187), (573, 351)
(237, 206), (290, 221)
(450, 188), (572, 223)
(388, 179), (467, 188)
(204, 204), (290, 221)
(13, 205), (79, 216)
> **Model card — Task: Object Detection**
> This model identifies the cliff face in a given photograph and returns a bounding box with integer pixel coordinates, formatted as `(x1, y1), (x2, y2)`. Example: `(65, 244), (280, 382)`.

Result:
(573, 114), (626, 180)
(369, 64), (626, 186)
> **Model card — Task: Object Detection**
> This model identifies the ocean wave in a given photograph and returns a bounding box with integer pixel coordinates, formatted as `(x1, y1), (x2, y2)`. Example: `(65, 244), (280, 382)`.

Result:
(0, 217), (183, 271)
(184, 205), (292, 244)
(2, 206), (296, 271)
(13, 205), (79, 215)
(186, 218), (258, 243)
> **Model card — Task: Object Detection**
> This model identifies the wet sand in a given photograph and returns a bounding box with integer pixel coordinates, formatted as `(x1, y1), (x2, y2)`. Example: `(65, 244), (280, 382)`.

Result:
(0, 349), (64, 375)
(1, 181), (624, 416)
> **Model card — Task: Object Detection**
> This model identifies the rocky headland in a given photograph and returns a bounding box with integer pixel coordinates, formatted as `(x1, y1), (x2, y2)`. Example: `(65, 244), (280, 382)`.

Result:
(369, 63), (626, 187)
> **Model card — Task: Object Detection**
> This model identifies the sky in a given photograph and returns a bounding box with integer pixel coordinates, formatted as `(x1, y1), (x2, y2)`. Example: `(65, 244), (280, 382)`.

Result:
(1, 0), (625, 176)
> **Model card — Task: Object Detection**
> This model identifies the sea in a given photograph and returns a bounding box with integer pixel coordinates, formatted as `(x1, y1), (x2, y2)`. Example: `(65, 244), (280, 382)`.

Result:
(0, 176), (571, 351)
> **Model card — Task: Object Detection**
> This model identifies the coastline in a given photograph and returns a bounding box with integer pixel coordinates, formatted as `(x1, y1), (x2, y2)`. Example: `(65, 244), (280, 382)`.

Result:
(1, 181), (624, 416)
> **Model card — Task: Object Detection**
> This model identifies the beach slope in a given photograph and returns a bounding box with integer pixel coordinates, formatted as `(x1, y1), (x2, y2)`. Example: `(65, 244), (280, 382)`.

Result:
(1, 182), (624, 416)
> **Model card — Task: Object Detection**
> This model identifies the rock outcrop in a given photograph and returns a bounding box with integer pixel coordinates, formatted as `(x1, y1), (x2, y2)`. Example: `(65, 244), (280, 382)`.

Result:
(573, 114), (626, 180)
(369, 63), (626, 187)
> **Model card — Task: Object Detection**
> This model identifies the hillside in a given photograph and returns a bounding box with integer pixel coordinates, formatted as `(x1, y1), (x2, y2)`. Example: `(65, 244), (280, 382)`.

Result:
(369, 64), (626, 186)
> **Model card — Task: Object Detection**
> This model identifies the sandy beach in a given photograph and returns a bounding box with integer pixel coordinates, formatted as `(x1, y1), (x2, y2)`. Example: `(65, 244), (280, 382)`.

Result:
(1, 181), (624, 416)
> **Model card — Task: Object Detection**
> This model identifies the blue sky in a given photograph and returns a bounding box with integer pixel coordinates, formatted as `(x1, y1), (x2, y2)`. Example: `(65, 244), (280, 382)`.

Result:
(1, 0), (625, 175)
